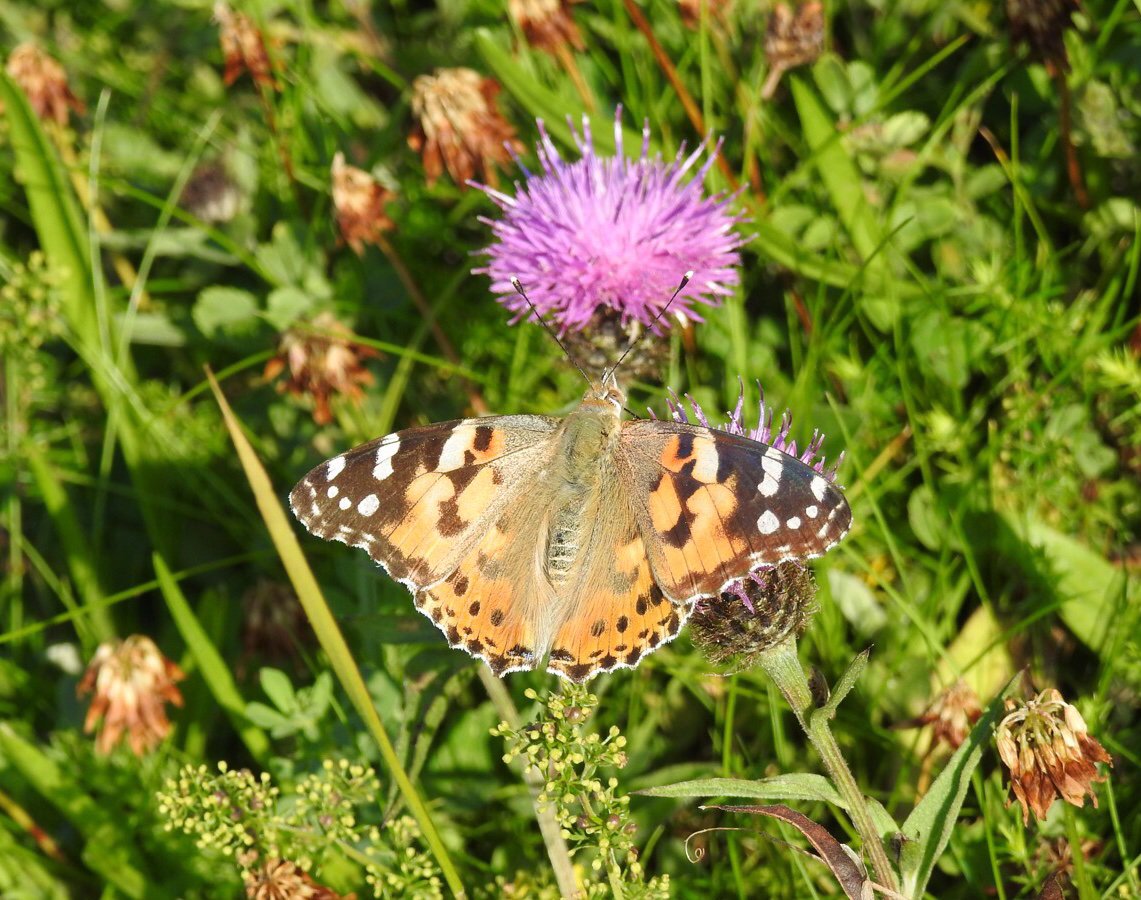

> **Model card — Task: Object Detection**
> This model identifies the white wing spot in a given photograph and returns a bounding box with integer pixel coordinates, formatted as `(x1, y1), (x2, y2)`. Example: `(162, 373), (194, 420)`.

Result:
(357, 494), (380, 517)
(373, 434), (401, 481)
(786, 516), (801, 529)
(437, 426), (474, 471)
(806, 504), (819, 519)
(338, 497), (352, 511)
(759, 453), (783, 497)
(757, 510), (780, 535)
(810, 476), (828, 501)
(326, 485), (339, 499)
(326, 456), (346, 480)
(816, 522), (832, 539)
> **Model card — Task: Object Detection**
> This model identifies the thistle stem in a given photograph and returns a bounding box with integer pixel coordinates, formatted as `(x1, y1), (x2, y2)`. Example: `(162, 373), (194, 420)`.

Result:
(759, 637), (899, 892)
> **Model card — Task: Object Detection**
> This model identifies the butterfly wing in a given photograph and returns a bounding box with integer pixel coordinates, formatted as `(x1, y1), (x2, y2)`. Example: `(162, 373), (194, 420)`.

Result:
(289, 416), (558, 590)
(617, 420), (851, 601)
(544, 461), (691, 682)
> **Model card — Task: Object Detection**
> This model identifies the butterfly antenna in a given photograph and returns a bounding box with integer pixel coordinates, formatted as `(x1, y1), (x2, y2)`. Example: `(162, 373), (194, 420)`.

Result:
(511, 276), (593, 387)
(604, 270), (693, 383)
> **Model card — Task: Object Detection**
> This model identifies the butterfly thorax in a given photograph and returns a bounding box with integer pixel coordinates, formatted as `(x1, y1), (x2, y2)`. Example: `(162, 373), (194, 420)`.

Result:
(544, 389), (623, 584)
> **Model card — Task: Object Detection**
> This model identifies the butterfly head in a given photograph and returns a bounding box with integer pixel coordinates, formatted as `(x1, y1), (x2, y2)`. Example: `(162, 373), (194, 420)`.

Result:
(586, 369), (626, 415)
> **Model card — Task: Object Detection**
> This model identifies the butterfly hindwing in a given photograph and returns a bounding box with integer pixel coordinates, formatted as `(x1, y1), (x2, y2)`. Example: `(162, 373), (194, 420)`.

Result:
(289, 416), (557, 589)
(617, 420), (851, 601)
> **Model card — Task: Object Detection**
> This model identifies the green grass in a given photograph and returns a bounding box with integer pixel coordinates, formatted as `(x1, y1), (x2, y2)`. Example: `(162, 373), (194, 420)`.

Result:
(1, 1), (1139, 897)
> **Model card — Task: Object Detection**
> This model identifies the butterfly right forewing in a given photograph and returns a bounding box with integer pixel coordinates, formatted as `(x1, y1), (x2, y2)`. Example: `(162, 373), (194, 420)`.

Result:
(617, 419), (852, 601)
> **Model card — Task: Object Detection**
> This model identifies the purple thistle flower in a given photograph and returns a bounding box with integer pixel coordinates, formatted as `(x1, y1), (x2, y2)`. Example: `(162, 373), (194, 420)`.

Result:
(473, 111), (745, 332)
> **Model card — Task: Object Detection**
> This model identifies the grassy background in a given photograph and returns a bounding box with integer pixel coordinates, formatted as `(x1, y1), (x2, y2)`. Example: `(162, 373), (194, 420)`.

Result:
(1, 0), (1138, 896)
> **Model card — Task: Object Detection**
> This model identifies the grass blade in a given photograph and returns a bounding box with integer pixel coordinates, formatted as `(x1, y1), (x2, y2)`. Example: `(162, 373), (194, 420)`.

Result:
(204, 368), (466, 898)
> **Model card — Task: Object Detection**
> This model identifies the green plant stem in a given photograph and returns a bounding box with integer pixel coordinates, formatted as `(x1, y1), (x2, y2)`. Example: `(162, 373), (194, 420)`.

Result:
(479, 669), (580, 899)
(759, 637), (899, 892)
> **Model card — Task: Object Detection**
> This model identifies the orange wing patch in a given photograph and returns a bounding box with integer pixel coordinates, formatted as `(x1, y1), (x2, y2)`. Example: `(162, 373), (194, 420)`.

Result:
(644, 432), (755, 598)
(546, 528), (689, 682)
(414, 512), (545, 676)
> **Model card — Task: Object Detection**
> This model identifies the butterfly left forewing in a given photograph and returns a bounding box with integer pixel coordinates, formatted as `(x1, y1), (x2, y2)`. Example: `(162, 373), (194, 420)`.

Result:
(617, 420), (851, 601)
(289, 416), (557, 589)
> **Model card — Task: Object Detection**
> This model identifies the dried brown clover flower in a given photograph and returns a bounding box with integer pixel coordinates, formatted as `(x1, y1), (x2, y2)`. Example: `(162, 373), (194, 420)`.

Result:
(408, 68), (520, 188)
(331, 152), (395, 254)
(78, 635), (185, 756)
(1005, 0), (1080, 75)
(215, 1), (280, 91)
(265, 312), (378, 426)
(5, 42), (84, 126)
(509, 0), (585, 54)
(243, 858), (348, 900)
(761, 2), (826, 100)
(905, 679), (983, 751)
(995, 688), (1113, 825)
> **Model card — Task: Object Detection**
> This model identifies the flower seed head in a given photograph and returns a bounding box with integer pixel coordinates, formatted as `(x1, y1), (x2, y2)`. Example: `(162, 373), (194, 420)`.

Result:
(331, 152), (395, 254)
(762, 3), (826, 99)
(509, 0), (584, 54)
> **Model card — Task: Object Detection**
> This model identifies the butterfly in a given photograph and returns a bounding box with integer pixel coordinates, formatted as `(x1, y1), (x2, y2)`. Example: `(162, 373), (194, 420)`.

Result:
(289, 372), (851, 682)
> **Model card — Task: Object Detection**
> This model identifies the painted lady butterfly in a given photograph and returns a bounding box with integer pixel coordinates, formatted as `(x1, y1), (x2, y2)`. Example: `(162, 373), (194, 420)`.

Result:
(290, 372), (851, 681)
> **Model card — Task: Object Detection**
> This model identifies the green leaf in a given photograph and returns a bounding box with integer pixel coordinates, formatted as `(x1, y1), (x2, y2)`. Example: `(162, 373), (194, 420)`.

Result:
(898, 675), (1020, 898)
(789, 75), (896, 330)
(1002, 515), (1136, 654)
(259, 667), (298, 713)
(192, 286), (260, 338)
(636, 774), (844, 805)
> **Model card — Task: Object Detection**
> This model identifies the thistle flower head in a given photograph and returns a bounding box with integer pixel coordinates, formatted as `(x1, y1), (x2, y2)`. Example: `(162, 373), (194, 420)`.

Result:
(77, 635), (184, 756)
(995, 688), (1112, 825)
(475, 112), (744, 333)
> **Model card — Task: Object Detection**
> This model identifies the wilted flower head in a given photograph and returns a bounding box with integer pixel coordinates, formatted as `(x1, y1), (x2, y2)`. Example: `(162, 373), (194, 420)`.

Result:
(509, 0), (584, 54)
(78, 635), (185, 756)
(475, 113), (744, 334)
(331, 152), (395, 254)
(409, 68), (520, 188)
(181, 159), (242, 224)
(762, 2), (826, 100)
(5, 42), (84, 127)
(265, 312), (378, 426)
(1005, 0), (1080, 75)
(215, 1), (280, 91)
(244, 858), (346, 900)
(995, 688), (1112, 825)
(241, 579), (310, 669)
(902, 679), (983, 751)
